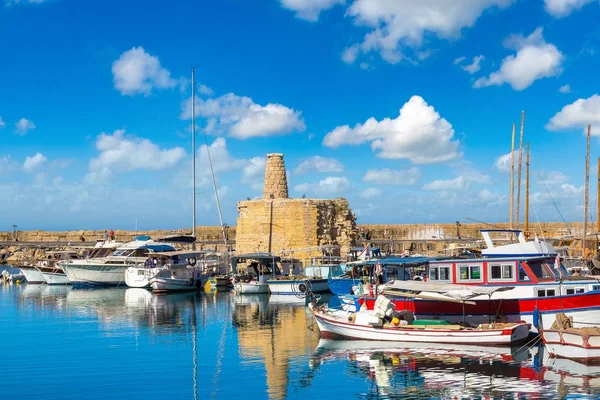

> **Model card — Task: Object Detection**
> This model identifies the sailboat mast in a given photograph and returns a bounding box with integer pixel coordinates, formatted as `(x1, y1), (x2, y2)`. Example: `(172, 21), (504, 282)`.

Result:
(516, 110), (525, 227)
(205, 141), (227, 248)
(525, 143), (530, 235)
(192, 66), (197, 250)
(509, 123), (516, 229)
(583, 124), (591, 260)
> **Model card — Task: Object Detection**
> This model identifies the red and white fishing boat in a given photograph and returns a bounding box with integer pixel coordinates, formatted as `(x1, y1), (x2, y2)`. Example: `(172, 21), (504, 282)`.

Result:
(353, 230), (600, 333)
(541, 314), (600, 364)
(309, 292), (530, 345)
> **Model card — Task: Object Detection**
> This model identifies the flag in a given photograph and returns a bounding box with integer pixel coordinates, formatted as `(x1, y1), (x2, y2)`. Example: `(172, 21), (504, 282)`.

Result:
(375, 260), (382, 276)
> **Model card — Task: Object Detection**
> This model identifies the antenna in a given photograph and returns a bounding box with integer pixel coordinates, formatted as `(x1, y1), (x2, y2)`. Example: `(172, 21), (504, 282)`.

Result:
(192, 66), (197, 250)
(516, 110), (525, 226)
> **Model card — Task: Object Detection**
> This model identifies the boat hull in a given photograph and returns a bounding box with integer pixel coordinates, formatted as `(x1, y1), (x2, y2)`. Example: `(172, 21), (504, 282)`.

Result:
(311, 306), (529, 345)
(150, 277), (200, 292)
(235, 282), (269, 294)
(328, 277), (360, 295)
(41, 271), (70, 285)
(125, 266), (153, 288)
(268, 278), (330, 295)
(20, 267), (46, 284)
(61, 263), (127, 286)
(542, 329), (600, 364)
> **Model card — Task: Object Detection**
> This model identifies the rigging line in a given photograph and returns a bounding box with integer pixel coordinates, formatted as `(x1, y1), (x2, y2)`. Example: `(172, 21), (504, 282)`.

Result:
(538, 172), (572, 236)
(202, 116), (227, 248)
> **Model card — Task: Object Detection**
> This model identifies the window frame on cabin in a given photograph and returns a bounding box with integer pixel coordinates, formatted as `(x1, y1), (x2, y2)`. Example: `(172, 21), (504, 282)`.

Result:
(428, 265), (452, 282)
(489, 263), (515, 282)
(457, 263), (483, 283)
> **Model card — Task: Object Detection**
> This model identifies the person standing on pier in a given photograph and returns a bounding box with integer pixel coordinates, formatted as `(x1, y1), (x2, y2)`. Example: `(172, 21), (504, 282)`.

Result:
(103, 230), (108, 242)
(109, 229), (115, 241)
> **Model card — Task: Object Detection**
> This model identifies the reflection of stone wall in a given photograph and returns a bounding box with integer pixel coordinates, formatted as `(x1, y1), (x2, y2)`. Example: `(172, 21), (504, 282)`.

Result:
(236, 198), (357, 261)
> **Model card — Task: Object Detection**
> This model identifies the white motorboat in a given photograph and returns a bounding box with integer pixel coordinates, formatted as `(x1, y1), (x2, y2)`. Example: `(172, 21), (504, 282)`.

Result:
(20, 265), (46, 284)
(60, 236), (178, 286)
(148, 251), (205, 292)
(542, 313), (600, 364)
(267, 265), (331, 295)
(35, 250), (80, 285)
(235, 280), (269, 294)
(309, 294), (530, 345)
(231, 253), (282, 295)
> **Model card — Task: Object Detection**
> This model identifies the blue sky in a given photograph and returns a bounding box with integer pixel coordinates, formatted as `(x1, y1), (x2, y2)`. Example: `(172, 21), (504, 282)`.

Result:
(2, 0), (600, 231)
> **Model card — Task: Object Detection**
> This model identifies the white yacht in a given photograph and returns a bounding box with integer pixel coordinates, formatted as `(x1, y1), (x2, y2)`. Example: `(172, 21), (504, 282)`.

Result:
(125, 250), (204, 291)
(59, 236), (178, 286)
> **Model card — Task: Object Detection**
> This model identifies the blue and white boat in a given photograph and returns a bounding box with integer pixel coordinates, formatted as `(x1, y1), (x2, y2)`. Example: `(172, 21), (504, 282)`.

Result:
(268, 265), (332, 295)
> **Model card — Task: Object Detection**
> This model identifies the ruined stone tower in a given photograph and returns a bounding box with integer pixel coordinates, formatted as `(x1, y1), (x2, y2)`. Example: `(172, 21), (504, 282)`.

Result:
(263, 153), (288, 199)
(236, 153), (358, 262)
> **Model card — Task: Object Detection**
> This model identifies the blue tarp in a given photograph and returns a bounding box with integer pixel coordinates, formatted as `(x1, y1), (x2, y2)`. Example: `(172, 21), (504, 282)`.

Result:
(362, 256), (439, 266)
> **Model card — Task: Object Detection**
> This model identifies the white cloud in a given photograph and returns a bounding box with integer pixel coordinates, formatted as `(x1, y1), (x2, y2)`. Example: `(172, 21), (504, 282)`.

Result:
(323, 95), (461, 164)
(4, 0), (46, 6)
(453, 56), (466, 65)
(423, 176), (467, 191)
(241, 156), (267, 191)
(112, 47), (177, 96)
(559, 84), (572, 94)
(294, 156), (344, 174)
(0, 117), (5, 128)
(473, 28), (564, 91)
(197, 137), (246, 176)
(0, 156), (17, 175)
(85, 129), (186, 183)
(342, 45), (359, 64)
(536, 171), (569, 185)
(343, 0), (514, 64)
(294, 176), (350, 196)
(461, 55), (485, 74)
(494, 150), (518, 173)
(279, 0), (345, 21)
(23, 153), (47, 172)
(361, 187), (382, 199)
(546, 94), (600, 132)
(362, 167), (421, 185)
(14, 118), (35, 135)
(198, 84), (214, 96)
(544, 0), (595, 18)
(181, 93), (305, 139)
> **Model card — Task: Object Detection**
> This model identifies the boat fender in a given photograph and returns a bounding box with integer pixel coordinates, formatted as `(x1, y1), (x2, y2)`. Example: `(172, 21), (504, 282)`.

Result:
(187, 257), (197, 266)
(533, 307), (540, 329)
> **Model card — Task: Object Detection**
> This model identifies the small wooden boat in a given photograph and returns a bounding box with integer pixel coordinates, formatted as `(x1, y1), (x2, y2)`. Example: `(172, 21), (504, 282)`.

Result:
(541, 313), (600, 364)
(309, 299), (530, 345)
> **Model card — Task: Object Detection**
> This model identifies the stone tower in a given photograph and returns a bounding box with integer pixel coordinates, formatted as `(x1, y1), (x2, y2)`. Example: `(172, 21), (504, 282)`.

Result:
(263, 153), (288, 199)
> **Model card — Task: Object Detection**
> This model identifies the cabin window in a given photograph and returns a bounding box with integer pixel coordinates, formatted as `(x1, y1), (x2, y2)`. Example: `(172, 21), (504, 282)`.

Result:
(458, 265), (481, 281)
(518, 266), (531, 281)
(593, 285), (600, 291)
(537, 288), (557, 297)
(527, 261), (555, 280)
(429, 266), (451, 281)
(566, 288), (585, 295)
(490, 264), (513, 281)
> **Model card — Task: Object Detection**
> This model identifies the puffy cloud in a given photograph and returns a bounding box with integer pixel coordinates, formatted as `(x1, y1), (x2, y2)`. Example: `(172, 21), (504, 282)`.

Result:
(197, 137), (246, 176)
(241, 156), (267, 191)
(423, 176), (467, 191)
(0, 117), (5, 128)
(294, 176), (350, 196)
(112, 47), (177, 96)
(323, 96), (461, 164)
(494, 150), (518, 173)
(279, 0), (345, 21)
(459, 55), (485, 74)
(546, 94), (600, 132)
(360, 187), (382, 199)
(453, 56), (466, 65)
(23, 153), (47, 172)
(85, 129), (186, 183)
(544, 0), (595, 18)
(362, 167), (421, 185)
(342, 0), (513, 64)
(198, 84), (214, 96)
(473, 28), (564, 91)
(4, 0), (46, 6)
(294, 156), (344, 174)
(536, 171), (569, 185)
(181, 93), (305, 139)
(559, 84), (572, 94)
(15, 118), (35, 135)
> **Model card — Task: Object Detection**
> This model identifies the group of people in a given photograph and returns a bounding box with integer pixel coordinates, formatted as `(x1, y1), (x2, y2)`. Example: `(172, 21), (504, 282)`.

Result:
(103, 230), (115, 242)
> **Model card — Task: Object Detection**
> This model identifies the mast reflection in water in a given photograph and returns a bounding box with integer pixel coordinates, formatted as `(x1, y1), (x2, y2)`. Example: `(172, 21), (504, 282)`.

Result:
(2, 283), (600, 399)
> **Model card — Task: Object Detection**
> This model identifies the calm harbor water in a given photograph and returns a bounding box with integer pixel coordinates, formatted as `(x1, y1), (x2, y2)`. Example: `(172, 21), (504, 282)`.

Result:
(2, 276), (600, 399)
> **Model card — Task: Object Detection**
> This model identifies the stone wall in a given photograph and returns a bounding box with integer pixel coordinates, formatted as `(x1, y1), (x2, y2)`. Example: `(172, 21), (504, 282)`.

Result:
(235, 198), (357, 261)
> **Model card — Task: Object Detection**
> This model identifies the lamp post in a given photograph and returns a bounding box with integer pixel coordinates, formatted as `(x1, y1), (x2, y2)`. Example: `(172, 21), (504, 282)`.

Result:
(12, 225), (17, 241)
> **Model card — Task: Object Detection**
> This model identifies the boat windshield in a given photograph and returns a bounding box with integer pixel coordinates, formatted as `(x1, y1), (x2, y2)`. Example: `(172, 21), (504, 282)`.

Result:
(328, 265), (345, 278)
(526, 260), (556, 280)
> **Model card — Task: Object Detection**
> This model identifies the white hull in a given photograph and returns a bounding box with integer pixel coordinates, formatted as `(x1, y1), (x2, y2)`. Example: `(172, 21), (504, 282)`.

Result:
(235, 282), (269, 294)
(41, 271), (70, 285)
(310, 305), (529, 345)
(542, 329), (600, 363)
(125, 266), (154, 288)
(61, 263), (127, 286)
(267, 278), (329, 295)
(150, 277), (199, 292)
(20, 267), (46, 284)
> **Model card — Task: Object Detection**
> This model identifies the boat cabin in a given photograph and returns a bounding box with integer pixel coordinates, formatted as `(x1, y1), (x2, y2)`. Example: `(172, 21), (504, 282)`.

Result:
(231, 253), (283, 278)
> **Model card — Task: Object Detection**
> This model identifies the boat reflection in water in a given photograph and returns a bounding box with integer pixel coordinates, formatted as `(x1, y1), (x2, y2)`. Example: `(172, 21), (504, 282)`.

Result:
(232, 292), (321, 400)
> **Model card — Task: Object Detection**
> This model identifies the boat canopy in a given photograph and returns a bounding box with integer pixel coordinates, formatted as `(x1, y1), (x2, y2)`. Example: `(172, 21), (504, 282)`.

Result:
(156, 235), (196, 244)
(232, 253), (281, 263)
(141, 244), (177, 252)
(390, 280), (514, 297)
(147, 250), (206, 257)
(133, 235), (152, 241)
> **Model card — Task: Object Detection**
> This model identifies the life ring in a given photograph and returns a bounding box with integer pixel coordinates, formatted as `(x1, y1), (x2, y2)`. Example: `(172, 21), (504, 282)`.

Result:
(187, 257), (197, 266)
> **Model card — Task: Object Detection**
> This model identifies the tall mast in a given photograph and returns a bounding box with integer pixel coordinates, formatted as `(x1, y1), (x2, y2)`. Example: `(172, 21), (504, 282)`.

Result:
(204, 135), (227, 249)
(583, 124), (591, 260)
(516, 110), (525, 227)
(509, 123), (516, 229)
(192, 66), (197, 250)
(597, 156), (600, 235)
(525, 142), (530, 235)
